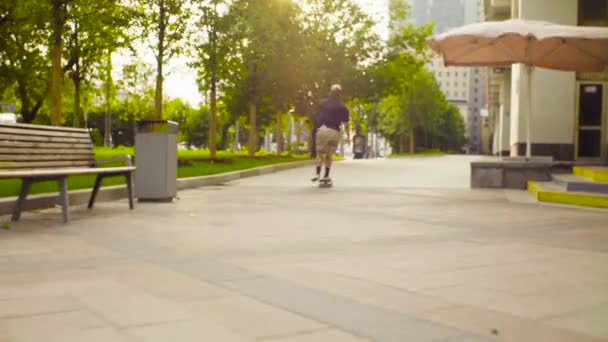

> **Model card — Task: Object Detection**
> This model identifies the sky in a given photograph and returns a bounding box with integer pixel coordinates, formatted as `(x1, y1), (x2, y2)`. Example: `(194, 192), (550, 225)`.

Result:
(115, 0), (389, 106)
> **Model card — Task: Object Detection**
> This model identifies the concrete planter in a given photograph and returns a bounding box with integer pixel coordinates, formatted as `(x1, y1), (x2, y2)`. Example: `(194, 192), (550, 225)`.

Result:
(471, 160), (553, 189)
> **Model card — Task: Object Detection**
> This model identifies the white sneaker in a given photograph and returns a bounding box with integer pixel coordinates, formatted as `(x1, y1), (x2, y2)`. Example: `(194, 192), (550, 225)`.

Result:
(311, 175), (320, 182)
(320, 176), (331, 182)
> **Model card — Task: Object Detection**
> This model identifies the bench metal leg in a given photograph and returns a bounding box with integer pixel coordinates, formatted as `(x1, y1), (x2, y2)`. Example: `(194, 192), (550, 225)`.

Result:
(58, 177), (70, 223)
(12, 178), (32, 222)
(88, 175), (104, 209)
(125, 172), (134, 210)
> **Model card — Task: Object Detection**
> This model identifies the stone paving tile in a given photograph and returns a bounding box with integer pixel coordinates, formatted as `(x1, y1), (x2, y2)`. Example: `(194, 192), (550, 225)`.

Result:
(72, 279), (191, 327)
(0, 310), (108, 342)
(98, 262), (237, 302)
(262, 328), (370, 342)
(124, 318), (249, 342)
(420, 284), (608, 320)
(224, 276), (464, 342)
(233, 264), (457, 315)
(1, 157), (607, 342)
(420, 306), (605, 342)
(543, 304), (608, 339)
(438, 334), (497, 342)
(183, 296), (326, 340)
(0, 296), (81, 319)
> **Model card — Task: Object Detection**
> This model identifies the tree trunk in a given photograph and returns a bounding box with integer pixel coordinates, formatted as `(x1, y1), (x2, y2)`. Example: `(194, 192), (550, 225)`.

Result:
(249, 103), (257, 158)
(154, 0), (165, 120)
(18, 81), (32, 123)
(399, 134), (405, 153)
(73, 77), (81, 127)
(72, 18), (81, 128)
(409, 126), (415, 154)
(103, 54), (112, 147)
(209, 86), (217, 159)
(50, 0), (64, 126)
(219, 123), (230, 150)
(208, 4), (218, 158)
(275, 112), (283, 155)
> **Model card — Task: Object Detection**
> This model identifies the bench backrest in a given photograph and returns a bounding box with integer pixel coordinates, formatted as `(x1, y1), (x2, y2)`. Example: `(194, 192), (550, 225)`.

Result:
(0, 123), (95, 170)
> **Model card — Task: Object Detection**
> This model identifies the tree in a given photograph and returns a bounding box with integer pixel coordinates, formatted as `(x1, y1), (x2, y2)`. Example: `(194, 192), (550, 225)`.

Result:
(192, 0), (237, 159)
(63, 0), (130, 127)
(48, 0), (73, 126)
(373, 0), (440, 153)
(116, 60), (155, 140)
(0, 0), (49, 123)
(136, 0), (192, 120)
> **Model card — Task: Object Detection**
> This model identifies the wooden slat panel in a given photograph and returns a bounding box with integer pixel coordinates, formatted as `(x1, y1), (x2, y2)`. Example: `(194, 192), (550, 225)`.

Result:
(0, 154), (94, 161)
(0, 161), (92, 169)
(0, 141), (93, 149)
(0, 127), (91, 139)
(0, 148), (93, 155)
(0, 123), (89, 133)
(0, 133), (92, 144)
(0, 166), (135, 179)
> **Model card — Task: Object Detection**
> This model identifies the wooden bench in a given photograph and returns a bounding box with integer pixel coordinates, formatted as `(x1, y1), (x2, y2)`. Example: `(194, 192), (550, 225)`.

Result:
(0, 123), (135, 222)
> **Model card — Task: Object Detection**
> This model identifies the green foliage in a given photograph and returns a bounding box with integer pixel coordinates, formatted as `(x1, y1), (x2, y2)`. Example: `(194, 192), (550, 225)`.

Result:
(0, 0), (466, 156)
(133, 0), (193, 119)
(390, 149), (443, 157)
(0, 0), (49, 123)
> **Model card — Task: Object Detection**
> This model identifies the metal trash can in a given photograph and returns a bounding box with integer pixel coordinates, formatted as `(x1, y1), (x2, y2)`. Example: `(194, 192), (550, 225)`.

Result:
(135, 120), (178, 202)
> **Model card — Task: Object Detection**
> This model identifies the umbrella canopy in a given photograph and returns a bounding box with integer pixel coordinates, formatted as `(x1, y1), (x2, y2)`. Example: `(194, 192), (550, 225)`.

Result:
(428, 19), (608, 72)
(427, 19), (608, 159)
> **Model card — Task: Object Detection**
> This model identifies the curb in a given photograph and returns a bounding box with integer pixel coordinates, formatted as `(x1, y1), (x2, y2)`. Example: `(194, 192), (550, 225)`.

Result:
(527, 180), (608, 209)
(573, 166), (608, 183)
(0, 160), (315, 217)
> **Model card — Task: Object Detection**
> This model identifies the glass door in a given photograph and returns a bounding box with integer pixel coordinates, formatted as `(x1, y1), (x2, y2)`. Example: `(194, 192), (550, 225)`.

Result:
(576, 83), (606, 160)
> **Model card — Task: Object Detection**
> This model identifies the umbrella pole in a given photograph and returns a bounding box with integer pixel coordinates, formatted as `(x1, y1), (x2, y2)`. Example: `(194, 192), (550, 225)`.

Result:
(525, 65), (534, 160)
(498, 105), (504, 158)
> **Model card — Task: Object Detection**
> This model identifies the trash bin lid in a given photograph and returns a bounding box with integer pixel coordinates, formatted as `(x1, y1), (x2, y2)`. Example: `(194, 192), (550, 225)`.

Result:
(136, 120), (179, 134)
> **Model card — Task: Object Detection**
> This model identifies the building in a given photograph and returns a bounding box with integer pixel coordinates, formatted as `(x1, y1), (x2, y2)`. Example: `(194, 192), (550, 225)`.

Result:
(407, 0), (488, 153)
(485, 0), (608, 162)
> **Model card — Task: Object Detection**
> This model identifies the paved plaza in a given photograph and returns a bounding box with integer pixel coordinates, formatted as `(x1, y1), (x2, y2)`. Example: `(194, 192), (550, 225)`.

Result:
(1, 156), (607, 342)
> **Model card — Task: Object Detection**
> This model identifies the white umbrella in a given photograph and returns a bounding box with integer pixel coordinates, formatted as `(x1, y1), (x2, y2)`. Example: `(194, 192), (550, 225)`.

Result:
(428, 19), (608, 159)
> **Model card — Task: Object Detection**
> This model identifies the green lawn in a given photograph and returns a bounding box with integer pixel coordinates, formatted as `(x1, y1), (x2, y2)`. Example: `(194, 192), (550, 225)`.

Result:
(389, 149), (445, 157)
(0, 147), (310, 198)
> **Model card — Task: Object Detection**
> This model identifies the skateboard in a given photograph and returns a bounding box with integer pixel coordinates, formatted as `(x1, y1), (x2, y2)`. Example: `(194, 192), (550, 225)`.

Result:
(319, 178), (332, 188)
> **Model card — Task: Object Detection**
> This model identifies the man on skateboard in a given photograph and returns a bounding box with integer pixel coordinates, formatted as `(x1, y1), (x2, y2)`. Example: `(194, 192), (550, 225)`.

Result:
(311, 84), (350, 186)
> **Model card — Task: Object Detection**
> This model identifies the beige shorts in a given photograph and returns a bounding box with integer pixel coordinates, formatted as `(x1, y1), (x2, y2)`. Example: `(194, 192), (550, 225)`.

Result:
(316, 126), (340, 160)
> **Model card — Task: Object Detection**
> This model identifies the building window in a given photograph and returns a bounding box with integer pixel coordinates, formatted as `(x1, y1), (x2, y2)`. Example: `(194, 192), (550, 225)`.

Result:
(579, 0), (608, 26)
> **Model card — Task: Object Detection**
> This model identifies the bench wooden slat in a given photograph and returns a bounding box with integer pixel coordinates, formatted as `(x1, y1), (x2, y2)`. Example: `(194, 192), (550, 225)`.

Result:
(0, 141), (93, 149)
(0, 122), (89, 133)
(0, 148), (93, 155)
(0, 127), (91, 139)
(0, 154), (94, 161)
(0, 161), (93, 169)
(0, 166), (135, 179)
(0, 133), (92, 144)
